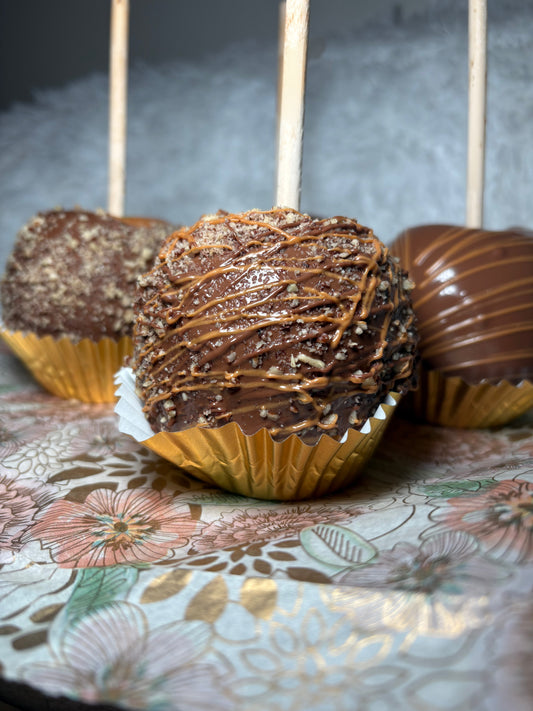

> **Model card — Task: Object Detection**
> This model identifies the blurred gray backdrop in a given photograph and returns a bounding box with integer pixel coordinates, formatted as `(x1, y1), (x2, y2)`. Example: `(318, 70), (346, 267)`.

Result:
(1, 0), (531, 278)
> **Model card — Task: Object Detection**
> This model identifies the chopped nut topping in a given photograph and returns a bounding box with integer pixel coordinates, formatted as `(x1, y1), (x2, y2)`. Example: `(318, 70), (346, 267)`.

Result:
(296, 353), (326, 369)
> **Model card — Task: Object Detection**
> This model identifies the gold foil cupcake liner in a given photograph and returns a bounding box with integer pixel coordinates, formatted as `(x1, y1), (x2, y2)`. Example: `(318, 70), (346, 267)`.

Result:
(114, 367), (400, 500)
(1, 325), (132, 403)
(409, 368), (533, 428)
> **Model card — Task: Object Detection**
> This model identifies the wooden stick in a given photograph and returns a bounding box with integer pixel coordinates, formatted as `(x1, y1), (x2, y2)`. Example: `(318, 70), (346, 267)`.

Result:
(466, 0), (487, 228)
(275, 0), (309, 210)
(108, 0), (130, 217)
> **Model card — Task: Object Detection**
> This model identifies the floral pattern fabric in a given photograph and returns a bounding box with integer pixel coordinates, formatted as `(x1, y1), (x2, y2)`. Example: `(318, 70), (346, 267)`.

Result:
(0, 342), (532, 711)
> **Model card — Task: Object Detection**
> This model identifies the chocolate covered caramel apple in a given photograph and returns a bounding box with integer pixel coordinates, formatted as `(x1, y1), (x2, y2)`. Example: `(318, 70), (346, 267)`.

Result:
(391, 224), (533, 385)
(1, 208), (175, 342)
(133, 208), (419, 444)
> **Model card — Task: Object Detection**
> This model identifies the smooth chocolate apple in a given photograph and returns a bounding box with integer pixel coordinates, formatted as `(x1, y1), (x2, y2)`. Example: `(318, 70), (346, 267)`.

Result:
(390, 224), (533, 385)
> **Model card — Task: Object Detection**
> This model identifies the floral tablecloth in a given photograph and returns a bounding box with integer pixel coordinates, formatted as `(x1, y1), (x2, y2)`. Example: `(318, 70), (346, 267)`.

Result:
(1, 340), (532, 711)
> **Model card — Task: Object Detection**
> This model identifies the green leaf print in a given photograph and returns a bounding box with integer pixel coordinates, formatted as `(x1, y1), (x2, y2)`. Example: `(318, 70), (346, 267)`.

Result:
(49, 565), (139, 650)
(300, 524), (377, 570)
(420, 478), (497, 499)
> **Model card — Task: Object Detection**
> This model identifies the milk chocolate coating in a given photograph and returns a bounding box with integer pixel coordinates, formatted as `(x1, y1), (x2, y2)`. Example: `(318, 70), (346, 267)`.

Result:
(1, 208), (175, 341)
(133, 208), (419, 443)
(390, 224), (533, 384)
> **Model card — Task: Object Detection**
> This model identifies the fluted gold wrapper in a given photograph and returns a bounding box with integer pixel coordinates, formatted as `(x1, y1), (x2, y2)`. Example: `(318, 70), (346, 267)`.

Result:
(1, 325), (132, 403)
(114, 367), (400, 500)
(409, 368), (533, 428)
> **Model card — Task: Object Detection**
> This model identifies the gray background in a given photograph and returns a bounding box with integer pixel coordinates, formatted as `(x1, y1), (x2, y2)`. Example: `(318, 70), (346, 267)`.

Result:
(0, 0), (444, 109)
(1, 0), (531, 279)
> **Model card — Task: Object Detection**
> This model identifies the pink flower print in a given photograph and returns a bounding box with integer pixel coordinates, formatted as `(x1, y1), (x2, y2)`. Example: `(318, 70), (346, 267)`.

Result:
(434, 479), (533, 564)
(59, 418), (139, 459)
(0, 410), (57, 459)
(0, 470), (57, 565)
(0, 417), (21, 458)
(21, 602), (233, 710)
(1, 388), (111, 421)
(29, 488), (198, 567)
(190, 504), (358, 554)
(336, 530), (509, 594)
(380, 419), (532, 480)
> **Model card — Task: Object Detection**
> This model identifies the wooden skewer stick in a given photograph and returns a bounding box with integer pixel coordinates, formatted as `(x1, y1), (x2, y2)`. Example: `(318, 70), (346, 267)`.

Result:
(466, 0), (487, 228)
(108, 0), (130, 217)
(275, 0), (310, 210)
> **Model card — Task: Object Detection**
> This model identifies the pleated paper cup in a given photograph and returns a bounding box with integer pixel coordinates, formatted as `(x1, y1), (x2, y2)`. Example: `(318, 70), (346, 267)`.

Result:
(114, 367), (401, 501)
(408, 367), (533, 428)
(1, 325), (132, 403)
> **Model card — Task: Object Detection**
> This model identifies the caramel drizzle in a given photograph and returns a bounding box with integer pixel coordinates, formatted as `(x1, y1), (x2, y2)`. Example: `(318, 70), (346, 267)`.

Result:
(135, 209), (415, 437)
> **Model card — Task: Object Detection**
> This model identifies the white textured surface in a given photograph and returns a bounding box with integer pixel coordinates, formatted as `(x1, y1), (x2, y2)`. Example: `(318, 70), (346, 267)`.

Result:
(1, 3), (531, 280)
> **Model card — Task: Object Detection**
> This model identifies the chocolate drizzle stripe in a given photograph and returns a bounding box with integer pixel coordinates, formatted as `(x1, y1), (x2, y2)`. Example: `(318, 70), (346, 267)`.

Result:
(414, 255), (533, 309)
(435, 350), (533, 376)
(421, 300), (533, 347)
(423, 321), (533, 356)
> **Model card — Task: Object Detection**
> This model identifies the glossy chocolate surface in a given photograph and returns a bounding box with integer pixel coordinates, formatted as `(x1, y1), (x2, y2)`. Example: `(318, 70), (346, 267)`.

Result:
(1, 208), (175, 341)
(133, 208), (418, 443)
(391, 224), (533, 384)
